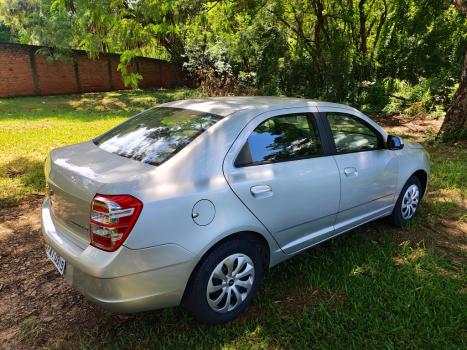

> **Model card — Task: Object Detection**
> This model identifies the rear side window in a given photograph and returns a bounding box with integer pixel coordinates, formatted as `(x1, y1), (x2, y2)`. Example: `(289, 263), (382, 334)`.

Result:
(327, 112), (382, 153)
(235, 113), (321, 167)
(94, 107), (222, 166)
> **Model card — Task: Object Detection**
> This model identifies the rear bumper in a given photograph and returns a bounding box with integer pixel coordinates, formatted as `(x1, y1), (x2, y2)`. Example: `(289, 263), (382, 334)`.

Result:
(41, 197), (196, 313)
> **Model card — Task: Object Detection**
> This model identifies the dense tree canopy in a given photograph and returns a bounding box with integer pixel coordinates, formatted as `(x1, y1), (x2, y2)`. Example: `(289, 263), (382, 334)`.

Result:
(0, 0), (466, 138)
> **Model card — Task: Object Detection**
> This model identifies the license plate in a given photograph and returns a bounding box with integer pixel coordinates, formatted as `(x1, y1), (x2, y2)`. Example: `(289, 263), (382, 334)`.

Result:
(46, 245), (66, 275)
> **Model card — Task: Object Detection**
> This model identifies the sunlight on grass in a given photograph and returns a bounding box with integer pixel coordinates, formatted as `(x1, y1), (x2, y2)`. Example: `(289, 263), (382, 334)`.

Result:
(349, 264), (376, 276)
(66, 89), (203, 114)
(392, 244), (427, 267)
(220, 326), (274, 350)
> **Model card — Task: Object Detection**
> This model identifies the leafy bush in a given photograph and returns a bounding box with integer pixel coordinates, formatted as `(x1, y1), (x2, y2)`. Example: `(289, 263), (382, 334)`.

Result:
(183, 39), (257, 96)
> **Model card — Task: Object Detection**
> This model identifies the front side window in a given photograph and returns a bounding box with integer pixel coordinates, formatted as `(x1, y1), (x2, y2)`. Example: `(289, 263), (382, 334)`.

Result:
(235, 114), (321, 167)
(94, 107), (222, 166)
(327, 112), (382, 153)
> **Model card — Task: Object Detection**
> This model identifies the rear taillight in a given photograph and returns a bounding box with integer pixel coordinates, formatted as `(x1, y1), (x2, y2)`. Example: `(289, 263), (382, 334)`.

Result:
(90, 194), (143, 252)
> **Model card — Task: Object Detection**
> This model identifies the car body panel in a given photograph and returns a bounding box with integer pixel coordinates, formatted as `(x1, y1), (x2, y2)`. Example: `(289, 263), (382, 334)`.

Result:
(44, 110), (286, 264)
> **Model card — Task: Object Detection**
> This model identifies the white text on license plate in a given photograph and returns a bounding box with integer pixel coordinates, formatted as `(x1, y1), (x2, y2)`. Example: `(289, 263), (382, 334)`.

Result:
(46, 245), (66, 275)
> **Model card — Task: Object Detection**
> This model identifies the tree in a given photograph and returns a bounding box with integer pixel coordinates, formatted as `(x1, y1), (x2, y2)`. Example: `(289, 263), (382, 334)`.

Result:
(0, 0), (465, 119)
(438, 1), (467, 141)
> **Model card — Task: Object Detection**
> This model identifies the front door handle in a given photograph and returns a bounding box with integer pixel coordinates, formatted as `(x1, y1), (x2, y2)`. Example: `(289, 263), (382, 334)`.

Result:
(250, 185), (273, 198)
(344, 167), (358, 177)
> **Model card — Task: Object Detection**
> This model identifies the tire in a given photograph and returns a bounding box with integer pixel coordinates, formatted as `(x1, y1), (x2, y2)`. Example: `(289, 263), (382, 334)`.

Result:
(184, 238), (264, 324)
(390, 175), (422, 227)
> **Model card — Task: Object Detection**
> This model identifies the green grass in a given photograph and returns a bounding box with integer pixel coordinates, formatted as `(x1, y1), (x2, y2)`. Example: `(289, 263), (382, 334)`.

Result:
(19, 317), (44, 341)
(86, 235), (465, 349)
(0, 91), (465, 349)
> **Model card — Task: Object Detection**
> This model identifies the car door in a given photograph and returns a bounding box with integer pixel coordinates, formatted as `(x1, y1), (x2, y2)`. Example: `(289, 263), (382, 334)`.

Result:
(223, 108), (340, 254)
(318, 107), (399, 233)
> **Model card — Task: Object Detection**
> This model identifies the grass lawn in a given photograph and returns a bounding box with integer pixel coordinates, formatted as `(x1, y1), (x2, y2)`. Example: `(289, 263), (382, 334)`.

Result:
(0, 90), (465, 349)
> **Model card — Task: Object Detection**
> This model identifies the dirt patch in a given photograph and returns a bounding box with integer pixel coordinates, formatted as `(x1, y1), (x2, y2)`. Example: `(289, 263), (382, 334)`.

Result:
(0, 197), (118, 349)
(393, 218), (467, 267)
(372, 114), (443, 142)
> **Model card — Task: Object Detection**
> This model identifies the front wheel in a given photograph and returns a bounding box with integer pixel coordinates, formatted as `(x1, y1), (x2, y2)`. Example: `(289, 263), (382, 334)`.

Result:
(184, 238), (264, 324)
(390, 175), (422, 227)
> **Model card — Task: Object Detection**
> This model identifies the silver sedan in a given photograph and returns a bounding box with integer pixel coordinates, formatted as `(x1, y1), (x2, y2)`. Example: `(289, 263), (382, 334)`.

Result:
(42, 97), (429, 323)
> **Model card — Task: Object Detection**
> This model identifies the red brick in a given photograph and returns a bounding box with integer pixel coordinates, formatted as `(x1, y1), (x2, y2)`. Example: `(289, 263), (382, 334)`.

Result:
(35, 54), (78, 95)
(0, 46), (35, 97)
(138, 59), (161, 88)
(160, 62), (176, 88)
(76, 55), (110, 92)
(110, 57), (125, 90)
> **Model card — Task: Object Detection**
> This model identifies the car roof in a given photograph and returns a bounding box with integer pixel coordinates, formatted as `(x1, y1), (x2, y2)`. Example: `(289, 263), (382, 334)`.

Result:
(161, 96), (359, 117)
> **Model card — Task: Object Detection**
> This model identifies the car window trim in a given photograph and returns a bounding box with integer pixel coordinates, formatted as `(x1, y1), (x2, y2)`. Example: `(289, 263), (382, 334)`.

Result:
(320, 111), (386, 155)
(236, 152), (327, 168)
(234, 112), (326, 168)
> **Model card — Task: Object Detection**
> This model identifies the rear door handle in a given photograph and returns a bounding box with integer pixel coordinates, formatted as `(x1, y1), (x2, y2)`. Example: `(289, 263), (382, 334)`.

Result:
(344, 167), (358, 177)
(250, 185), (273, 198)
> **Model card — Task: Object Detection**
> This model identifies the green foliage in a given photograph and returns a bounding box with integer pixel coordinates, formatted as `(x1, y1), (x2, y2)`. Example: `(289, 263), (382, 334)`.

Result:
(253, 26), (287, 95)
(118, 50), (143, 89)
(0, 21), (16, 42)
(0, 0), (465, 112)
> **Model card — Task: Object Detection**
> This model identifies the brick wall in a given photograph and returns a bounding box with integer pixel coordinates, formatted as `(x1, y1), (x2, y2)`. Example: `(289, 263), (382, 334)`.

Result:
(0, 45), (36, 96)
(34, 55), (78, 95)
(75, 55), (111, 92)
(0, 43), (186, 97)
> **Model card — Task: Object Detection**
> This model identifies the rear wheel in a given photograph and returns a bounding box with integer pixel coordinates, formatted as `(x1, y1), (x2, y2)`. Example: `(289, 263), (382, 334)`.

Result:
(390, 175), (422, 227)
(184, 238), (264, 324)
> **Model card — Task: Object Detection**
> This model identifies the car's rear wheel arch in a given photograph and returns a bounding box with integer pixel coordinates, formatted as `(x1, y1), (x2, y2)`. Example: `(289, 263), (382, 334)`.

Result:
(182, 231), (269, 303)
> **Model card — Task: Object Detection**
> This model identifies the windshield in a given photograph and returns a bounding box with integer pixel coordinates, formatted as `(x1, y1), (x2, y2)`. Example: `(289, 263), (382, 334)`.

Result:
(94, 107), (223, 166)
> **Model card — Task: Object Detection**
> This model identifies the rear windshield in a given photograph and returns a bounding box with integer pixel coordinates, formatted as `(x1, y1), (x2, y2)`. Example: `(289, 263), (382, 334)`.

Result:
(94, 107), (223, 166)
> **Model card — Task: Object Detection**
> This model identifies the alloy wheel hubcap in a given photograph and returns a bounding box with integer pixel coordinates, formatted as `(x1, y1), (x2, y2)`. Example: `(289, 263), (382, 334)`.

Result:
(401, 184), (420, 220)
(206, 253), (255, 313)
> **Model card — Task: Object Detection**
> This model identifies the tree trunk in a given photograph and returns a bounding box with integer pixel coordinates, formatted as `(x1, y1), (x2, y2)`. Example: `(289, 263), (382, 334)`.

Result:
(438, 49), (467, 141)
(357, 0), (369, 81)
(438, 1), (467, 141)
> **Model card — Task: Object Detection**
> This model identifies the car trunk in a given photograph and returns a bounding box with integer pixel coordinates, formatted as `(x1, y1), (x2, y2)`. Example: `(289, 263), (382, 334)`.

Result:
(46, 141), (153, 245)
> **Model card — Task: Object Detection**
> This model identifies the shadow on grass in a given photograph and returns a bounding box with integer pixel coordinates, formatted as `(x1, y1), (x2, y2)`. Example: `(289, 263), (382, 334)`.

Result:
(0, 157), (44, 208)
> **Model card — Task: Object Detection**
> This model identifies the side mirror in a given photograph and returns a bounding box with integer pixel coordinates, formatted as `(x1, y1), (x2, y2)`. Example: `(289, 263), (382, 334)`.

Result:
(387, 135), (404, 150)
